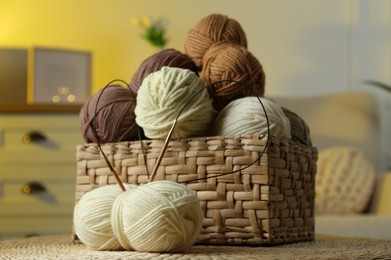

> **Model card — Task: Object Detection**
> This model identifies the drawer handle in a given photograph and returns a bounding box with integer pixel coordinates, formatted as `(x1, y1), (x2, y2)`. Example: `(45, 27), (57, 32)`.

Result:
(24, 233), (41, 238)
(22, 181), (46, 194)
(22, 131), (47, 144)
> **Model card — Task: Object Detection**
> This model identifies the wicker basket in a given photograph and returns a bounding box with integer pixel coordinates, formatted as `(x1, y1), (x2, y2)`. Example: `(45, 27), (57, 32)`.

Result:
(74, 133), (317, 245)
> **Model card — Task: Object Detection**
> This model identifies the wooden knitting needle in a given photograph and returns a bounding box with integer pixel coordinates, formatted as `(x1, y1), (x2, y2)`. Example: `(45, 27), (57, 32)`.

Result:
(149, 119), (178, 182)
(100, 152), (127, 192)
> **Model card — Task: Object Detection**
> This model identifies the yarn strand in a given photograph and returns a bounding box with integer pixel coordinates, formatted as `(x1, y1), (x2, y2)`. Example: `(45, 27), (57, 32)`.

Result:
(180, 93), (270, 184)
(92, 79), (149, 191)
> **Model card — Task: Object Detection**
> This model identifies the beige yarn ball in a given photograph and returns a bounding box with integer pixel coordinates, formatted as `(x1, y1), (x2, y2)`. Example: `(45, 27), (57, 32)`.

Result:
(135, 66), (213, 139)
(111, 181), (203, 253)
(73, 184), (136, 251)
(211, 96), (291, 138)
(316, 147), (375, 214)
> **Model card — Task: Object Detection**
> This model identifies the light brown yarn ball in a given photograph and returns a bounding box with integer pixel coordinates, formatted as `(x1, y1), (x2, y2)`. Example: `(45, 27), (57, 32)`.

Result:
(79, 85), (138, 143)
(200, 42), (266, 111)
(184, 13), (248, 69)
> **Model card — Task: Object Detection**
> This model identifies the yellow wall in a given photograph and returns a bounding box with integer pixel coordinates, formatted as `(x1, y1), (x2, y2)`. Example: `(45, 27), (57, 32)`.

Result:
(0, 0), (144, 94)
(1, 0), (255, 94)
(1, 0), (390, 98)
(2, 0), (271, 94)
(4, 0), (321, 95)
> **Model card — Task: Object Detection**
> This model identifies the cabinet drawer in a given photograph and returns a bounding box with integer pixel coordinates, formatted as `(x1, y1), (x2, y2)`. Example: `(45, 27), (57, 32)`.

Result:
(0, 165), (76, 216)
(0, 183), (75, 216)
(0, 217), (73, 240)
(0, 114), (84, 164)
(0, 128), (82, 163)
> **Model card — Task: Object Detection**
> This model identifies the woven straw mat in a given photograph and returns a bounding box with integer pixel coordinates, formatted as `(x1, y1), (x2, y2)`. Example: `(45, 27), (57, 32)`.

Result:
(1, 234), (391, 259)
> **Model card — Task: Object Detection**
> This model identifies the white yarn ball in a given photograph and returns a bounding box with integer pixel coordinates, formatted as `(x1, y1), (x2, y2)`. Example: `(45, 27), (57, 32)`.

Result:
(316, 147), (375, 214)
(73, 184), (136, 250)
(212, 96), (291, 138)
(111, 181), (203, 253)
(135, 66), (213, 139)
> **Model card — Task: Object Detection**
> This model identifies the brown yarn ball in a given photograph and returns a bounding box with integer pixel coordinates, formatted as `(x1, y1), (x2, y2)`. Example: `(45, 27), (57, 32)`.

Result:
(184, 13), (248, 69)
(79, 85), (138, 143)
(281, 107), (312, 145)
(200, 42), (266, 111)
(130, 48), (198, 93)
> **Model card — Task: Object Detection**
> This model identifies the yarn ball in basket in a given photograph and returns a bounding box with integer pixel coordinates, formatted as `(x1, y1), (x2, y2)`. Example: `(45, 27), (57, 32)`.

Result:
(73, 184), (137, 251)
(316, 147), (375, 214)
(111, 181), (203, 253)
(130, 48), (198, 94)
(184, 13), (248, 68)
(211, 96), (291, 138)
(135, 66), (213, 139)
(281, 107), (312, 145)
(200, 42), (266, 111)
(79, 85), (138, 143)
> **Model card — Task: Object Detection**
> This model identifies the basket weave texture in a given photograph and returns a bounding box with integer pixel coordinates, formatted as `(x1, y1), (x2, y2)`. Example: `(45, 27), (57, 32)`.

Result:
(74, 134), (317, 245)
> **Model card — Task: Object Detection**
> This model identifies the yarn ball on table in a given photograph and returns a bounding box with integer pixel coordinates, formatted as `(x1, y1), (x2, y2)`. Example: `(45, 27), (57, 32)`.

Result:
(201, 42), (266, 111)
(73, 184), (137, 251)
(111, 181), (203, 253)
(184, 13), (248, 68)
(316, 147), (375, 214)
(135, 66), (213, 139)
(211, 96), (291, 138)
(79, 85), (138, 143)
(129, 48), (198, 94)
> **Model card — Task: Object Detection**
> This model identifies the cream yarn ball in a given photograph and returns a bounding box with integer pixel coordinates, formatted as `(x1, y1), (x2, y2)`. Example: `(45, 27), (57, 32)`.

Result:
(316, 147), (375, 214)
(73, 184), (136, 251)
(111, 181), (203, 253)
(212, 96), (291, 138)
(135, 66), (213, 139)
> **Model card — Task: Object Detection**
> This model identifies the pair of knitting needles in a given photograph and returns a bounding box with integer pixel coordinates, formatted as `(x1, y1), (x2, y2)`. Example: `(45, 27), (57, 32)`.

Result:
(97, 117), (174, 193)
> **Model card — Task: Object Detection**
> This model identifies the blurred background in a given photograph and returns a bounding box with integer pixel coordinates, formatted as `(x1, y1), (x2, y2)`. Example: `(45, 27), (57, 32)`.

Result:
(0, 0), (390, 240)
(0, 0), (389, 96)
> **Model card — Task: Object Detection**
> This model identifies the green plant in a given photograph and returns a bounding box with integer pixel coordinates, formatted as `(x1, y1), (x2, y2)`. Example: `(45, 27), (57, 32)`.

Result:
(131, 16), (168, 48)
(364, 80), (391, 92)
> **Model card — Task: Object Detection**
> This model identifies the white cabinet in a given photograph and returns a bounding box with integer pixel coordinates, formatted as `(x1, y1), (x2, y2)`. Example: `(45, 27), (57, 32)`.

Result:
(0, 112), (83, 239)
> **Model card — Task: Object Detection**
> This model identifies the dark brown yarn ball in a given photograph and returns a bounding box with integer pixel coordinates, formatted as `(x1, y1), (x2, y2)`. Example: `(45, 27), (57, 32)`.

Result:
(281, 107), (312, 145)
(184, 13), (248, 69)
(200, 42), (266, 111)
(129, 48), (198, 93)
(79, 85), (138, 143)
